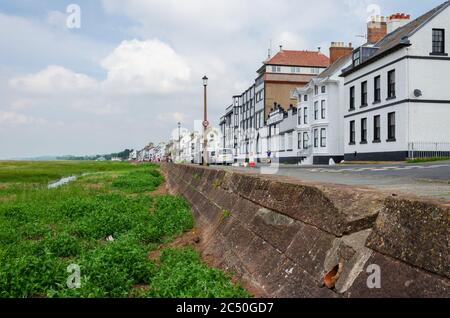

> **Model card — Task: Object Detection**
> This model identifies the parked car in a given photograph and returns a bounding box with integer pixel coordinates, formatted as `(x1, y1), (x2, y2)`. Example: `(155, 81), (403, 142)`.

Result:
(211, 148), (234, 165)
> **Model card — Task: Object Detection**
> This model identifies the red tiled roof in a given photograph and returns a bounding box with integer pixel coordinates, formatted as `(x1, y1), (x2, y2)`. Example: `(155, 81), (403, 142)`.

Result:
(266, 50), (330, 67)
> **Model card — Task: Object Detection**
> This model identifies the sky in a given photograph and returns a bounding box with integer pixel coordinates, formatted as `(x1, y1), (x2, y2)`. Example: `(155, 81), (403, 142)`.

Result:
(0, 0), (445, 158)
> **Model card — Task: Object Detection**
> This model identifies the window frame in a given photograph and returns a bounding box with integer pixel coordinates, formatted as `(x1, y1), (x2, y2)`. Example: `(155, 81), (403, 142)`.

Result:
(361, 118), (367, 144)
(387, 70), (396, 99)
(320, 128), (327, 148)
(279, 133), (285, 151)
(387, 112), (396, 141)
(373, 115), (381, 142)
(321, 100), (326, 119)
(353, 49), (361, 67)
(314, 129), (319, 148)
(303, 132), (309, 149)
(374, 76), (381, 103)
(314, 101), (319, 120)
(349, 86), (355, 110)
(349, 120), (356, 145)
(361, 81), (368, 107)
(431, 29), (446, 55)
(287, 132), (293, 151)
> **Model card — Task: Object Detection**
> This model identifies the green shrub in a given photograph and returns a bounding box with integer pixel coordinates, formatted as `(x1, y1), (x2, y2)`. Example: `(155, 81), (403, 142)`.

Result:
(59, 238), (156, 298)
(0, 253), (67, 298)
(112, 168), (164, 193)
(148, 247), (249, 298)
(41, 233), (81, 258)
(149, 195), (194, 242)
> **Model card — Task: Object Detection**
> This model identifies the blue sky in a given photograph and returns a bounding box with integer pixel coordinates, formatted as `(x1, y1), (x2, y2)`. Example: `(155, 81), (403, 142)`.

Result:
(0, 0), (445, 158)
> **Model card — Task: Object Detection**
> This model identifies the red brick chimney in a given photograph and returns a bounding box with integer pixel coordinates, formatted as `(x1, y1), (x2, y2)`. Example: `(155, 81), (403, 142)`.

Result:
(329, 42), (354, 64)
(367, 16), (387, 44)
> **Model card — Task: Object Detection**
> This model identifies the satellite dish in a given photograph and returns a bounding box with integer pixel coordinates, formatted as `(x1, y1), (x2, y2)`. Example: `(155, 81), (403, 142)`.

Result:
(414, 89), (422, 97)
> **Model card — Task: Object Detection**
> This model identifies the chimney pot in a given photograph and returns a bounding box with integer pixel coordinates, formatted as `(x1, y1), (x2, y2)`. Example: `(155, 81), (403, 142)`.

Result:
(387, 13), (412, 34)
(367, 15), (387, 43)
(329, 41), (354, 64)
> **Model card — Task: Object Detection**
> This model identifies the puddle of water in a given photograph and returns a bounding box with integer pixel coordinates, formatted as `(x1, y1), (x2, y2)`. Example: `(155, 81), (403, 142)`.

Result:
(48, 176), (77, 189)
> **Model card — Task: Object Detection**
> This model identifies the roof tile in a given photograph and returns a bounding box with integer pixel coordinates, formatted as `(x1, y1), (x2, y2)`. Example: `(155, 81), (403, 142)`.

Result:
(266, 50), (330, 67)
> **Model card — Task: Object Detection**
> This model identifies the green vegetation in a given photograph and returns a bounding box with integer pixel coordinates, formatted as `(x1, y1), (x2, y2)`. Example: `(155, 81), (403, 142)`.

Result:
(148, 247), (248, 298)
(407, 157), (450, 164)
(0, 161), (247, 298)
(112, 168), (164, 193)
(212, 179), (222, 189)
(222, 210), (232, 220)
(0, 160), (136, 184)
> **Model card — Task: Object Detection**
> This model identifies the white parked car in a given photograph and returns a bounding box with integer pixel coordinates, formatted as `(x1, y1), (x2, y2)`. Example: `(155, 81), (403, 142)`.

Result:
(212, 148), (234, 165)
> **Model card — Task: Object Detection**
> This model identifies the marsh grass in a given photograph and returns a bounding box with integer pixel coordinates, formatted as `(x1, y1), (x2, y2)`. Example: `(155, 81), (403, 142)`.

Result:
(0, 161), (247, 298)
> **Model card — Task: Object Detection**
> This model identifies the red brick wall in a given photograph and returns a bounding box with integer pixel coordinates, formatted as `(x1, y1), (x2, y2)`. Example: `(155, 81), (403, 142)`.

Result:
(367, 21), (387, 43)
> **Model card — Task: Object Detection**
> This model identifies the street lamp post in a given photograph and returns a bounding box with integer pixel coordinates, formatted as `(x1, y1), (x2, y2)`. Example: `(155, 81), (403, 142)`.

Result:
(202, 76), (209, 166)
(178, 122), (181, 161)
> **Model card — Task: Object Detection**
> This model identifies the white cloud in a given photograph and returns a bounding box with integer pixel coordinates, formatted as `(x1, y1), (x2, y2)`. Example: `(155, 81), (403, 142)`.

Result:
(9, 39), (192, 97)
(102, 0), (251, 34)
(277, 32), (309, 51)
(0, 111), (47, 127)
(9, 65), (98, 95)
(157, 112), (187, 125)
(101, 39), (191, 95)
(46, 10), (67, 29)
(10, 99), (34, 111)
(0, 13), (112, 75)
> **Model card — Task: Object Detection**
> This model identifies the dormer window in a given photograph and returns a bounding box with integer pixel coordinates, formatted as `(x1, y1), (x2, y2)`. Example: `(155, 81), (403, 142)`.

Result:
(353, 49), (361, 67)
(432, 29), (446, 55)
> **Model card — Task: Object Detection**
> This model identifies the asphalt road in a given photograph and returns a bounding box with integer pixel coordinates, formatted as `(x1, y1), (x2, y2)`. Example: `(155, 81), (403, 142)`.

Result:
(219, 160), (450, 201)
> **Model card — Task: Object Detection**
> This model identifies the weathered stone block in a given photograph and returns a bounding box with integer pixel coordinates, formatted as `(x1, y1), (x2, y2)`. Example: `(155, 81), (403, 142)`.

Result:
(247, 208), (301, 253)
(367, 198), (450, 278)
(285, 224), (335, 281)
(347, 252), (450, 298)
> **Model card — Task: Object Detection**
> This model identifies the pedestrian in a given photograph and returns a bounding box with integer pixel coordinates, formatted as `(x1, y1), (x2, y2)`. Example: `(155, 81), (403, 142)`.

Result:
(267, 150), (272, 164)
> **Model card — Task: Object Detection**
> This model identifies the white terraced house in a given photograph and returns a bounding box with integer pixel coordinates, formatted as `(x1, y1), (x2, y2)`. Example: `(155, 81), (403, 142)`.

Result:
(342, 1), (450, 161)
(295, 50), (352, 165)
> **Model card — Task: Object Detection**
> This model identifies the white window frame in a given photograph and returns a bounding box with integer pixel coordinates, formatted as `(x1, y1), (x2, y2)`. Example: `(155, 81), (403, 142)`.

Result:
(320, 128), (327, 148)
(287, 132), (293, 151)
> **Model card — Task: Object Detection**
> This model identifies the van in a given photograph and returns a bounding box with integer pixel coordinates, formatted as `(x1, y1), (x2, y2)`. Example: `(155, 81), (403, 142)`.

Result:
(213, 148), (234, 165)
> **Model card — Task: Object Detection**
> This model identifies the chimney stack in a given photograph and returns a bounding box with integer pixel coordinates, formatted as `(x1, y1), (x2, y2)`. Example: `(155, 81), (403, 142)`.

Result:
(367, 16), (387, 44)
(387, 13), (411, 34)
(329, 42), (354, 64)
